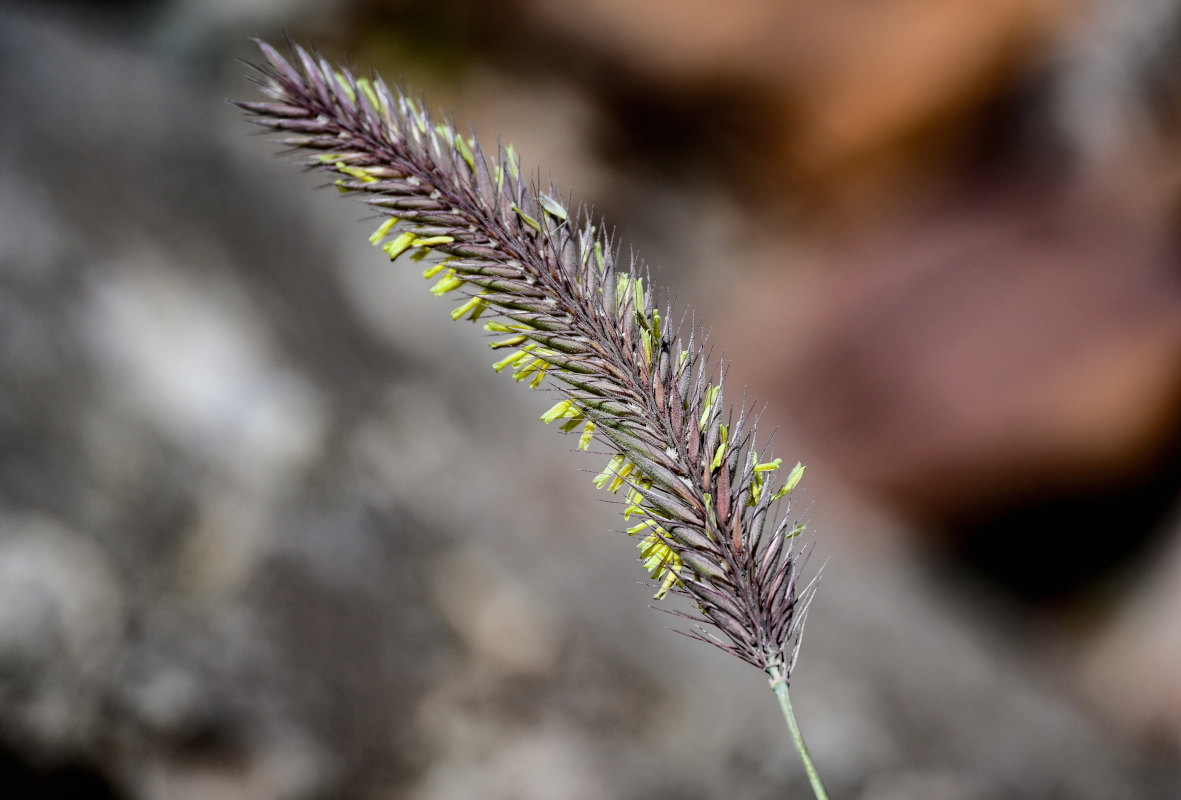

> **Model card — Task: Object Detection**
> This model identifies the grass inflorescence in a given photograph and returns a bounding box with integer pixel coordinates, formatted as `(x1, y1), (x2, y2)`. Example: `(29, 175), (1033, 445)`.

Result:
(236, 37), (820, 703)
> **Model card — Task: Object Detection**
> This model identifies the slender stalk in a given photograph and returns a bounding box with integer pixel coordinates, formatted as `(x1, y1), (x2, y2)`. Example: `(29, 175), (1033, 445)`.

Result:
(768, 664), (829, 800)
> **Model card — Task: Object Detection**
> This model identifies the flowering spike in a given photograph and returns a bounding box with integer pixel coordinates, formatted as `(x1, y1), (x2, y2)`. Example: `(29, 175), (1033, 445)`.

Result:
(235, 40), (817, 680)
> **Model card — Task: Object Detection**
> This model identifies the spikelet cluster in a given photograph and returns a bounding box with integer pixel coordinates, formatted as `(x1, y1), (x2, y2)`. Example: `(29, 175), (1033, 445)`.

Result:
(236, 40), (818, 676)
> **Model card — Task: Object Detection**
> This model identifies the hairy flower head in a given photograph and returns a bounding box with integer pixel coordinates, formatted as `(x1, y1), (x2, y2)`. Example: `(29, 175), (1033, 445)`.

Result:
(236, 40), (819, 678)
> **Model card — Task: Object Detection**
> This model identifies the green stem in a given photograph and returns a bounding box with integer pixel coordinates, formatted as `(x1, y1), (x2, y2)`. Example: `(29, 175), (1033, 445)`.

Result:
(768, 664), (829, 800)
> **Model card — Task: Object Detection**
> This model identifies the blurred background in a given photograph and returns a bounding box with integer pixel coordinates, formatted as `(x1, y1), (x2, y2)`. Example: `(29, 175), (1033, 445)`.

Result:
(2, 0), (1181, 797)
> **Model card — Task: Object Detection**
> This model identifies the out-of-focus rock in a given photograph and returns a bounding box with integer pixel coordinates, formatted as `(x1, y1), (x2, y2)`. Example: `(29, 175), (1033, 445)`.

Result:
(3, 1), (1181, 797)
(0, 517), (124, 754)
(520, 0), (1080, 210)
(1084, 507), (1181, 749)
(737, 184), (1181, 528)
(430, 546), (560, 677)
